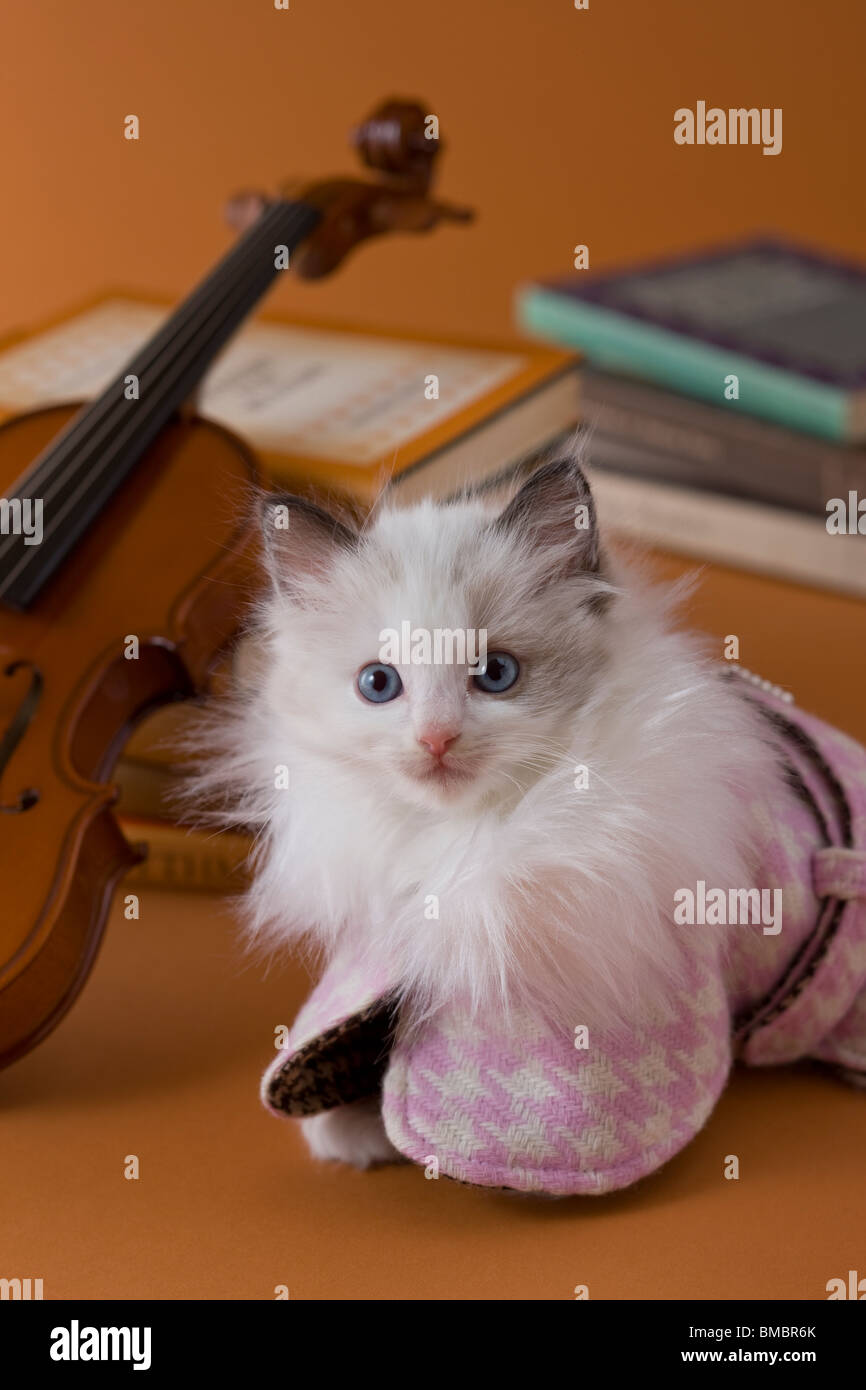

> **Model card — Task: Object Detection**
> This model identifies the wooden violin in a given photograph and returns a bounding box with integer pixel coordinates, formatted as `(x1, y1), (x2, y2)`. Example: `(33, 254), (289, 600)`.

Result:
(0, 99), (471, 1069)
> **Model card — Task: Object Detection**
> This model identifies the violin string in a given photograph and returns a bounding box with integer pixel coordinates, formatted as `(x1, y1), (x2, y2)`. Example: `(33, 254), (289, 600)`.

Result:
(5, 199), (290, 502)
(0, 202), (289, 589)
(29, 210), (290, 510)
(37, 226), (298, 516)
(0, 201), (315, 597)
(0, 201), (320, 601)
(0, 201), (318, 598)
(0, 233), (282, 587)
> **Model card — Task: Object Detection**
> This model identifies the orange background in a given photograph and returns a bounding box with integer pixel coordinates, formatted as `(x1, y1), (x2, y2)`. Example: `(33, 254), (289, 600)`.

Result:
(2, 0), (865, 347)
(2, 0), (866, 1305)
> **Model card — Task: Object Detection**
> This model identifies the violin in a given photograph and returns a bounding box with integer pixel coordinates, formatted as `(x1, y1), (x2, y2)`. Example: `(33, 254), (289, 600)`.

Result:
(0, 99), (471, 1069)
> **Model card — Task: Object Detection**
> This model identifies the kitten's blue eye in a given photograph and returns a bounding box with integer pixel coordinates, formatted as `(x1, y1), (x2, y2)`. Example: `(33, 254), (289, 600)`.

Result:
(357, 663), (403, 703)
(473, 652), (520, 693)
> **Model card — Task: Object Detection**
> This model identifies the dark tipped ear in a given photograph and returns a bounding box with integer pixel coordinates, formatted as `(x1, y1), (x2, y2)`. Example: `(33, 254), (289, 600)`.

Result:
(261, 493), (357, 594)
(495, 457), (600, 575)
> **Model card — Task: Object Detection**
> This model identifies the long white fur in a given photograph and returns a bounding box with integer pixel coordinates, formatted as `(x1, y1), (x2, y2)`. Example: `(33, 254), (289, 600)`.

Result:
(186, 458), (786, 1037)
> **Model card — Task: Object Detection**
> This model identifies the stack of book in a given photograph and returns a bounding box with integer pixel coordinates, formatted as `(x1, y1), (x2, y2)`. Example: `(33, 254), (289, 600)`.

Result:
(516, 238), (866, 596)
(0, 296), (581, 887)
(10, 246), (862, 890)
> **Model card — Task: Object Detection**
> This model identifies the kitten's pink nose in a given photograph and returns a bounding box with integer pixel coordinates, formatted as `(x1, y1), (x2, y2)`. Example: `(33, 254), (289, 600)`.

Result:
(418, 729), (459, 760)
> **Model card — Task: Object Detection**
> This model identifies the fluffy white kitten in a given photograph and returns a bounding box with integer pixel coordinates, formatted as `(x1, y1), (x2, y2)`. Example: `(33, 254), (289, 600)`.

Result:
(192, 454), (785, 1168)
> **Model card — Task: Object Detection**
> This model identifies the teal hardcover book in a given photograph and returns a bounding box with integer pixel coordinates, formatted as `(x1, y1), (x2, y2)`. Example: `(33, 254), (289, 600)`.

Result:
(516, 240), (866, 443)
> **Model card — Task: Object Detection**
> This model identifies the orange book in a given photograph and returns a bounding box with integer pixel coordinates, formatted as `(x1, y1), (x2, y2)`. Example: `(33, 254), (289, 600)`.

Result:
(120, 705), (202, 771)
(120, 814), (252, 894)
(113, 757), (251, 895)
(1, 294), (580, 833)
(0, 294), (580, 503)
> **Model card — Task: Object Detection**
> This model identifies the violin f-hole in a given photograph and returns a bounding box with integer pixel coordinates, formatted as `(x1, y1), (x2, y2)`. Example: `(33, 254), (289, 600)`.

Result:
(0, 659), (43, 813)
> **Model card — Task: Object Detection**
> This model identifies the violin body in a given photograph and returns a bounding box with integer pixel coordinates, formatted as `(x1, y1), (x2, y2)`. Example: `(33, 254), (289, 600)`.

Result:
(0, 95), (470, 1070)
(0, 403), (260, 1067)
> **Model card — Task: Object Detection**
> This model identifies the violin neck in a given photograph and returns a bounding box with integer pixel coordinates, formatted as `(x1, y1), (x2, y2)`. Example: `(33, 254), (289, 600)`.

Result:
(0, 198), (320, 611)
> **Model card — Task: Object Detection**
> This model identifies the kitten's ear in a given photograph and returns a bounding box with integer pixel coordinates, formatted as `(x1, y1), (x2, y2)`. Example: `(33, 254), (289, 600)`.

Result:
(495, 457), (600, 575)
(261, 493), (357, 595)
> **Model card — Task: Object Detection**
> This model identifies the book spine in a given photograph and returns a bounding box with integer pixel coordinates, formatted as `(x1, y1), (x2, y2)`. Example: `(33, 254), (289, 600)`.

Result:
(517, 286), (850, 442)
(579, 374), (866, 518)
(588, 469), (866, 597)
(120, 817), (252, 893)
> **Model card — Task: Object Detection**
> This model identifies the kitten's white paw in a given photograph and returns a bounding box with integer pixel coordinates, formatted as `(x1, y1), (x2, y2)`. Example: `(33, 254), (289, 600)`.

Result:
(300, 1097), (405, 1169)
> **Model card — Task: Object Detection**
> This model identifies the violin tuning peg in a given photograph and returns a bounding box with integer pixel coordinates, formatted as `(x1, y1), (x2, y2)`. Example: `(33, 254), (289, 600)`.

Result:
(352, 99), (440, 190)
(224, 191), (269, 233)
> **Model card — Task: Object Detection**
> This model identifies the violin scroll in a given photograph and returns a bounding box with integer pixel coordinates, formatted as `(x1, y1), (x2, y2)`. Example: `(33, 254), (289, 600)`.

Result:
(350, 98), (443, 190)
(225, 97), (473, 280)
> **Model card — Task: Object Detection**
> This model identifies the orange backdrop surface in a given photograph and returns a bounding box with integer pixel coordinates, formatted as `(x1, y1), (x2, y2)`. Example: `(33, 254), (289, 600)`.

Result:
(2, 0), (866, 1305)
(1, 0), (865, 347)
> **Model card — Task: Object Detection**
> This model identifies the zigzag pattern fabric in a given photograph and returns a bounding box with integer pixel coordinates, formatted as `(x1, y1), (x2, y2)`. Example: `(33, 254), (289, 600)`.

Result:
(262, 682), (866, 1194)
